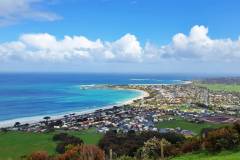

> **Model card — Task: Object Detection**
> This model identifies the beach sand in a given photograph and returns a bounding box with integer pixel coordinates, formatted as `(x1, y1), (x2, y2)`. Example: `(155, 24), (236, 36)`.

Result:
(0, 88), (149, 128)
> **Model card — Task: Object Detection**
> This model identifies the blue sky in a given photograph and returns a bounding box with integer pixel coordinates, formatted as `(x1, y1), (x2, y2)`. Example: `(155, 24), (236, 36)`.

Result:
(0, 0), (240, 74)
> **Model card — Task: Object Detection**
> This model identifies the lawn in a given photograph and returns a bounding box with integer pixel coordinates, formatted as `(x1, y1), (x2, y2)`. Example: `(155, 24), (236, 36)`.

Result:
(172, 149), (240, 160)
(195, 83), (240, 93)
(0, 128), (103, 160)
(156, 118), (224, 135)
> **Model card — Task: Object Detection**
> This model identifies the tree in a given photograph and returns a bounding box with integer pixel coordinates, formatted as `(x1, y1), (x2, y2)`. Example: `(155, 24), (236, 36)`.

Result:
(140, 137), (170, 160)
(42, 116), (51, 127)
(14, 122), (21, 127)
(43, 116), (51, 122)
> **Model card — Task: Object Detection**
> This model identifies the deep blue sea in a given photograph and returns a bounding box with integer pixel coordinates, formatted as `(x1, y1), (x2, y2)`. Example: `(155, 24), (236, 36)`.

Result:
(0, 73), (194, 125)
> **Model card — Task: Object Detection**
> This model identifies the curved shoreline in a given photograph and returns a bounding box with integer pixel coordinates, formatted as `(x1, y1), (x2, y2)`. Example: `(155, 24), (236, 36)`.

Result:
(0, 88), (149, 128)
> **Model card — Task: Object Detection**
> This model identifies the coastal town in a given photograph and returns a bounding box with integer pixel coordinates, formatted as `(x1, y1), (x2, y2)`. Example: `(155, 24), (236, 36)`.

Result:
(3, 82), (240, 138)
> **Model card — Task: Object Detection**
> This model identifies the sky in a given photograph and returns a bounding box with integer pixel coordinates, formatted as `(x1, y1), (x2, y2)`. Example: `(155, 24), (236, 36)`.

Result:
(0, 0), (240, 74)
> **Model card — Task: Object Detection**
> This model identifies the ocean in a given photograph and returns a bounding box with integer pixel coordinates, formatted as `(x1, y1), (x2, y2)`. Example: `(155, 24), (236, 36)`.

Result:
(0, 73), (193, 125)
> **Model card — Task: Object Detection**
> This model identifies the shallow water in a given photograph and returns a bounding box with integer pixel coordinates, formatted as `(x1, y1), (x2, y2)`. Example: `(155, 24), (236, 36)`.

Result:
(0, 73), (188, 122)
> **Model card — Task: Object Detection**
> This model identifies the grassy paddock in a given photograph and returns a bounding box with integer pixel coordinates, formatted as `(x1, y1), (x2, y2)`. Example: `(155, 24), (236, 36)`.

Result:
(0, 128), (102, 160)
(156, 118), (225, 134)
(196, 83), (240, 93)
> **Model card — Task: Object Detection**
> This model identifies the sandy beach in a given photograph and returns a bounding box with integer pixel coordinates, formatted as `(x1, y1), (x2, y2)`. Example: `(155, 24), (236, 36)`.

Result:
(0, 88), (149, 128)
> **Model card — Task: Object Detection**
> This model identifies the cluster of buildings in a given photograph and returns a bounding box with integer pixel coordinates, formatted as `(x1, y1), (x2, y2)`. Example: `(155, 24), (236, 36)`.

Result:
(4, 83), (240, 138)
(128, 84), (240, 116)
(5, 105), (198, 137)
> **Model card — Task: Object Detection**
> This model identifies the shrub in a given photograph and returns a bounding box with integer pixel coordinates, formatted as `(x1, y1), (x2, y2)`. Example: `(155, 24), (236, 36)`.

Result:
(233, 121), (240, 134)
(140, 137), (170, 160)
(27, 151), (49, 160)
(53, 133), (84, 153)
(180, 138), (201, 153)
(99, 131), (185, 157)
(164, 145), (181, 157)
(55, 145), (105, 160)
(203, 127), (240, 152)
(53, 133), (68, 141)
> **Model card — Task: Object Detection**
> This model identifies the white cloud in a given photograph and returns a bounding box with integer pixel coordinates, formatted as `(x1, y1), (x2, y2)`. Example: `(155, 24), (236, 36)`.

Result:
(0, 33), (142, 63)
(160, 25), (240, 61)
(105, 33), (142, 62)
(0, 0), (61, 26)
(1, 25), (240, 65)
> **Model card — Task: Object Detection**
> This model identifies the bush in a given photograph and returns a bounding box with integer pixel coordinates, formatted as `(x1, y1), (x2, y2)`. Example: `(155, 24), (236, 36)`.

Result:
(164, 145), (181, 157)
(203, 127), (240, 152)
(55, 145), (105, 160)
(53, 133), (68, 141)
(180, 138), (201, 153)
(140, 137), (170, 160)
(233, 121), (240, 134)
(56, 143), (67, 154)
(53, 133), (84, 153)
(98, 131), (185, 157)
(27, 151), (49, 160)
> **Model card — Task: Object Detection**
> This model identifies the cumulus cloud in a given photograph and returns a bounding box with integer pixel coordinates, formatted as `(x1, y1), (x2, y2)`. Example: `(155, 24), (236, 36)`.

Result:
(1, 25), (240, 65)
(0, 33), (142, 63)
(160, 25), (240, 61)
(0, 0), (61, 26)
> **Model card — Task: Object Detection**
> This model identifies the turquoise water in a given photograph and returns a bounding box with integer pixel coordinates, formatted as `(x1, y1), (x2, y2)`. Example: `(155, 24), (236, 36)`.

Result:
(0, 73), (189, 123)
(0, 84), (141, 122)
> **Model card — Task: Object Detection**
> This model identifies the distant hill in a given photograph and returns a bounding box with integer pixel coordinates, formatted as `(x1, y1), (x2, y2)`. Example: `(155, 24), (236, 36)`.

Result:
(199, 77), (240, 84)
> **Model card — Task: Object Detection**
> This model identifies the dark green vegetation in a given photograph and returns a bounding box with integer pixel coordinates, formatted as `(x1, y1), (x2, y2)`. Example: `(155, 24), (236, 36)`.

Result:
(98, 124), (240, 160)
(0, 128), (103, 160)
(99, 130), (186, 157)
(156, 118), (225, 134)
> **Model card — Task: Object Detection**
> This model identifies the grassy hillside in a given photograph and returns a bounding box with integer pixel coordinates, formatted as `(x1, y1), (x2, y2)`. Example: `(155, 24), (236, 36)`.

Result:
(0, 128), (102, 160)
(172, 149), (240, 160)
(196, 83), (240, 93)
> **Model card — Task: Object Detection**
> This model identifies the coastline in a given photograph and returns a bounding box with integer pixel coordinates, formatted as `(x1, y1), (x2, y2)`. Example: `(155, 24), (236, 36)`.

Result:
(0, 88), (149, 128)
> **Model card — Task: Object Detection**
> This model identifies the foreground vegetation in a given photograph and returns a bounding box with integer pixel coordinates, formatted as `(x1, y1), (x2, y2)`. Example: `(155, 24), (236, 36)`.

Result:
(172, 149), (240, 160)
(26, 121), (240, 160)
(196, 83), (240, 93)
(0, 128), (102, 160)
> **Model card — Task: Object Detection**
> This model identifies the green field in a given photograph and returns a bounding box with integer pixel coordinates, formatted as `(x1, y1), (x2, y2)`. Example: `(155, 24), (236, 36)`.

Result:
(172, 149), (240, 160)
(196, 83), (240, 93)
(0, 128), (103, 160)
(156, 118), (224, 135)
